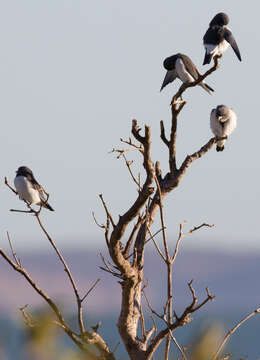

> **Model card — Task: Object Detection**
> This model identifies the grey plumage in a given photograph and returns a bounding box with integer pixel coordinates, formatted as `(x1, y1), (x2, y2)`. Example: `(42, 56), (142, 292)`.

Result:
(203, 12), (242, 65)
(210, 105), (237, 151)
(160, 53), (214, 94)
(14, 166), (54, 211)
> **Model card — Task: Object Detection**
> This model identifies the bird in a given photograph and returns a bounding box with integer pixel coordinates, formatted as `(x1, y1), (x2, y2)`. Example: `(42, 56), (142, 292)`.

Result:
(14, 166), (54, 211)
(160, 53), (214, 94)
(210, 105), (237, 152)
(203, 12), (241, 65)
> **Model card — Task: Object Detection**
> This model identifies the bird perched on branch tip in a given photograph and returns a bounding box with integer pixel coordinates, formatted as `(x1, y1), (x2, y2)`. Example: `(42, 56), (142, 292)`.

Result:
(14, 166), (54, 211)
(160, 53), (214, 94)
(210, 105), (237, 152)
(203, 12), (241, 65)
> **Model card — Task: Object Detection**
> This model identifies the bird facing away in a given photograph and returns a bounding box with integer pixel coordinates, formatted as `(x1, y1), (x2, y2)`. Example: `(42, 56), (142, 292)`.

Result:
(14, 166), (54, 211)
(203, 12), (242, 65)
(210, 105), (237, 152)
(160, 53), (214, 94)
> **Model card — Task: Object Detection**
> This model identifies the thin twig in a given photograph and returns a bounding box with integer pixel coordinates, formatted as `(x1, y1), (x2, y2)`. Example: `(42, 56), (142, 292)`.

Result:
(19, 304), (35, 328)
(120, 137), (143, 151)
(154, 175), (172, 360)
(147, 226), (166, 261)
(183, 222), (214, 237)
(125, 227), (166, 260)
(99, 194), (116, 228)
(0, 248), (90, 354)
(169, 330), (188, 360)
(112, 341), (120, 354)
(4, 177), (17, 195)
(121, 153), (142, 191)
(172, 222), (214, 262)
(35, 213), (85, 337)
(81, 279), (101, 303)
(150, 315), (157, 338)
(7, 231), (21, 266)
(171, 222), (185, 263)
(154, 176), (169, 262)
(99, 253), (121, 278)
(92, 212), (106, 229)
(212, 308), (260, 360)
(143, 290), (165, 322)
(10, 209), (35, 214)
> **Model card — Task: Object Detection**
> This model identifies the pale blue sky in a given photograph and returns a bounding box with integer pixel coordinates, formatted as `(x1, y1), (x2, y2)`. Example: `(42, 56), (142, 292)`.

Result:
(1, 1), (259, 252)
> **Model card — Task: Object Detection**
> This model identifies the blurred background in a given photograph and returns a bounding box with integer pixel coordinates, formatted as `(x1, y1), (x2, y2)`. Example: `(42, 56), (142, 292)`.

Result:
(0, 0), (259, 359)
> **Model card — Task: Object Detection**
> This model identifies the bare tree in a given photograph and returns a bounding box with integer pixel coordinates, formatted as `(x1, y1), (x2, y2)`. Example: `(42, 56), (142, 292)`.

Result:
(96, 57), (220, 360)
(1, 55), (259, 360)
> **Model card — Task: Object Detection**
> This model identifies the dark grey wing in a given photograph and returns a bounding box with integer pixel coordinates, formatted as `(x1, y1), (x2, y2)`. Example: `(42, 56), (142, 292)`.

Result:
(179, 54), (199, 80)
(160, 70), (177, 91)
(29, 174), (41, 188)
(203, 26), (223, 45)
(29, 174), (45, 198)
(224, 29), (242, 61)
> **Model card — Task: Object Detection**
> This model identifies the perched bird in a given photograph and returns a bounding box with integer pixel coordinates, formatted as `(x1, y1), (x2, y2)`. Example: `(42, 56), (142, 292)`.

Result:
(14, 166), (54, 211)
(203, 12), (241, 65)
(210, 105), (237, 152)
(160, 53), (214, 94)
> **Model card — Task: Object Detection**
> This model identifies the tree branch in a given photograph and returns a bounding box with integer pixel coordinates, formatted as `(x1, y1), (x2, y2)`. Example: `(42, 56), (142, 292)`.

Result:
(212, 308), (260, 360)
(0, 248), (92, 355)
(35, 213), (86, 337)
(178, 137), (217, 180)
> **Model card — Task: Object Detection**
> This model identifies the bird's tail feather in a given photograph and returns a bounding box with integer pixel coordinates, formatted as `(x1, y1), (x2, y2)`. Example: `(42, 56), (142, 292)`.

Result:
(200, 82), (214, 94)
(216, 145), (224, 152)
(216, 139), (226, 152)
(42, 201), (55, 211)
(203, 52), (212, 65)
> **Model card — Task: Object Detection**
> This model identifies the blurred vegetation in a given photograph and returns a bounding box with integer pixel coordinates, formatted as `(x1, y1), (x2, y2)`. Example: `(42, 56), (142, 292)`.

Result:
(1, 307), (253, 360)
(21, 308), (84, 360)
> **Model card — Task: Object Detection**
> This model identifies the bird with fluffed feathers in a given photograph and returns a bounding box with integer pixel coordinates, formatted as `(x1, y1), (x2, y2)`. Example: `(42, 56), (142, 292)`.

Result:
(210, 105), (237, 152)
(14, 166), (54, 211)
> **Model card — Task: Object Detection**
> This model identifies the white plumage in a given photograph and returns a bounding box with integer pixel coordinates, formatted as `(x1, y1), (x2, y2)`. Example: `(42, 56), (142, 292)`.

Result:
(14, 176), (42, 205)
(210, 105), (237, 152)
(204, 39), (230, 60)
(175, 58), (195, 83)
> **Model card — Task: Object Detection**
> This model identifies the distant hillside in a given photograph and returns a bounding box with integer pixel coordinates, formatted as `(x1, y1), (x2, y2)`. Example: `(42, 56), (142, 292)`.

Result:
(0, 247), (259, 315)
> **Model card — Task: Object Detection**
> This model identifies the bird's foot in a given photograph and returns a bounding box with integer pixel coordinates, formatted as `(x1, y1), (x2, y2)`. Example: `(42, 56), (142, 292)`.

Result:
(171, 97), (186, 106)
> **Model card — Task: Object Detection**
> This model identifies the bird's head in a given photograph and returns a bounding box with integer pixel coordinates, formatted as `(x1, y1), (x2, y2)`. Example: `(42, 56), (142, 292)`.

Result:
(16, 166), (33, 176)
(216, 104), (229, 122)
(210, 13), (229, 27)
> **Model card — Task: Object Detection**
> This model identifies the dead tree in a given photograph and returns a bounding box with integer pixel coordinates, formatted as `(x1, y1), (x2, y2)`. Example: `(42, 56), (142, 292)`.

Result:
(1, 56), (259, 360)
(95, 57), (221, 360)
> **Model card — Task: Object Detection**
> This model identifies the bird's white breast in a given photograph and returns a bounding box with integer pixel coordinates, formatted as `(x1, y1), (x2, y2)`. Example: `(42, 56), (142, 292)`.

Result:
(210, 109), (237, 137)
(205, 40), (229, 57)
(14, 176), (41, 204)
